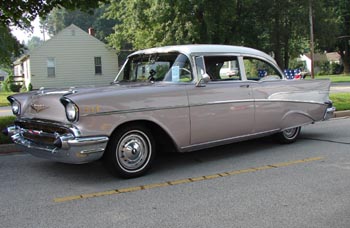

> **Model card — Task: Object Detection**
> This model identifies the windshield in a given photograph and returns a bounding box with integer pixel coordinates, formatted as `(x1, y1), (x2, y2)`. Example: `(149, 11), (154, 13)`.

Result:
(115, 52), (193, 83)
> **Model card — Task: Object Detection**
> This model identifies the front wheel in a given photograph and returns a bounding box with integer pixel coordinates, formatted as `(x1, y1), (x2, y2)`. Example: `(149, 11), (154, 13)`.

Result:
(104, 124), (156, 178)
(276, 127), (301, 144)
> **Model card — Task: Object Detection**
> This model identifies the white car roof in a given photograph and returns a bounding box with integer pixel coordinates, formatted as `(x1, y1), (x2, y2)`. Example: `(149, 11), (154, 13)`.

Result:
(129, 44), (276, 63)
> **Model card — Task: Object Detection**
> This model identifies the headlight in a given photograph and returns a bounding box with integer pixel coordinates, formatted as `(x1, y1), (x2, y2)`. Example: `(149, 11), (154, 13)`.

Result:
(8, 97), (21, 115)
(66, 103), (78, 121)
(60, 98), (79, 122)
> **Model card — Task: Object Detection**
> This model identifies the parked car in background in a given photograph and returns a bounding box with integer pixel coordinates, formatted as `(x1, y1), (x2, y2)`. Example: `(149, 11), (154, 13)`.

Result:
(4, 45), (335, 178)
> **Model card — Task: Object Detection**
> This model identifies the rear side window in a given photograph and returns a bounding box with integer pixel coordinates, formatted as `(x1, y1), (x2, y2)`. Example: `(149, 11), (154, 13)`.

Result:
(203, 56), (241, 81)
(243, 57), (282, 80)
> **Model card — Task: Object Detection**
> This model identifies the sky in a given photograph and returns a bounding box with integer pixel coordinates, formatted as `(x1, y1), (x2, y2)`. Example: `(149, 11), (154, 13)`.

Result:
(11, 17), (50, 44)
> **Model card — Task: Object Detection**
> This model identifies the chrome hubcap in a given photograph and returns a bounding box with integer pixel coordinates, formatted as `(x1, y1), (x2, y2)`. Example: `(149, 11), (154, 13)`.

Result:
(117, 131), (150, 171)
(283, 128), (298, 139)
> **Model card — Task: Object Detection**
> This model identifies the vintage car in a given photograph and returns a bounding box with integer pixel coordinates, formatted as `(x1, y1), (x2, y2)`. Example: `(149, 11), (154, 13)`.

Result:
(4, 45), (335, 178)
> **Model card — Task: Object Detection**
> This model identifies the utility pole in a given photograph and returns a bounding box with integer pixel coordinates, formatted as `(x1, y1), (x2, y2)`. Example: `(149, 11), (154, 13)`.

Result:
(309, 0), (315, 79)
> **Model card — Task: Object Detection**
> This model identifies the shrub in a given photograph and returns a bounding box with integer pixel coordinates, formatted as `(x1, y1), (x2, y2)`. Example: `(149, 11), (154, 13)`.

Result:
(2, 75), (22, 92)
(330, 63), (343, 74)
(0, 116), (16, 144)
(2, 75), (11, 92)
(9, 83), (22, 92)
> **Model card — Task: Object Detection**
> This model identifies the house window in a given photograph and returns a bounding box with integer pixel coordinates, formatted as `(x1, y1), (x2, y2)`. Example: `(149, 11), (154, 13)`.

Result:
(47, 57), (56, 77)
(94, 57), (102, 75)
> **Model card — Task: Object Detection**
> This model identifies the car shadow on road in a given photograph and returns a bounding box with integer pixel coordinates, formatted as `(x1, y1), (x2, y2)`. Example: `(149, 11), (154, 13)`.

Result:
(30, 136), (283, 184)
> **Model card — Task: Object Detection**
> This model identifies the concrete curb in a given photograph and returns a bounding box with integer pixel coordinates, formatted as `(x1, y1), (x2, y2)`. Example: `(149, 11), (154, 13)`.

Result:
(0, 144), (23, 155)
(333, 110), (350, 118)
(0, 111), (349, 155)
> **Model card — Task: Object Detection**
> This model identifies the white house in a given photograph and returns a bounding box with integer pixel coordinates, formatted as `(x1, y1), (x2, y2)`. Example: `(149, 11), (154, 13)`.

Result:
(299, 52), (341, 74)
(0, 69), (9, 82)
(13, 24), (118, 89)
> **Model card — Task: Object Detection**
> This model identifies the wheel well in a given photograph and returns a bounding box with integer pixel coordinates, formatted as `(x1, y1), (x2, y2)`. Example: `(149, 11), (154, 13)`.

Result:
(110, 120), (178, 154)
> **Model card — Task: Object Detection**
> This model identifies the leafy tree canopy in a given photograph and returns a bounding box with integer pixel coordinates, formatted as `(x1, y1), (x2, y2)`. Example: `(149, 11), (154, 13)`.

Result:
(105, 0), (346, 70)
(0, 0), (108, 29)
(0, 25), (24, 67)
(42, 6), (117, 42)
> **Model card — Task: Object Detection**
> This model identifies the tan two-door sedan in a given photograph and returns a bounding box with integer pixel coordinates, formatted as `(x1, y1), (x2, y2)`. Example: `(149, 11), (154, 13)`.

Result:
(5, 45), (335, 178)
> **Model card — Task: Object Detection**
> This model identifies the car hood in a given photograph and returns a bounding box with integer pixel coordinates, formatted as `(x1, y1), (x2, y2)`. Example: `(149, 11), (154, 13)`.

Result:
(10, 82), (154, 121)
(10, 82), (185, 123)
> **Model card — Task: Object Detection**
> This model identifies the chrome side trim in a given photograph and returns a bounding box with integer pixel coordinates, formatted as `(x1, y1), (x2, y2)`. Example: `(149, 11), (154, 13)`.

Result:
(82, 98), (326, 117)
(81, 105), (189, 117)
(205, 100), (252, 105)
(254, 99), (326, 105)
(180, 128), (280, 152)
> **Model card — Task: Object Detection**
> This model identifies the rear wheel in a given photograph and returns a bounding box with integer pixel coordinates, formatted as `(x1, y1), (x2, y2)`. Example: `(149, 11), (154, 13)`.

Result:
(104, 124), (156, 178)
(276, 127), (301, 144)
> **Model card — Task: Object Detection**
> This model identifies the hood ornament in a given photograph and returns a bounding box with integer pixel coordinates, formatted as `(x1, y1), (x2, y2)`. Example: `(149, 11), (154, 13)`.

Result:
(31, 103), (49, 113)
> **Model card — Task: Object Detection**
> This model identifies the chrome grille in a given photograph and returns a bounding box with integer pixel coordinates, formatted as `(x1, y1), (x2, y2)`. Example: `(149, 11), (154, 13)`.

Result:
(14, 120), (73, 146)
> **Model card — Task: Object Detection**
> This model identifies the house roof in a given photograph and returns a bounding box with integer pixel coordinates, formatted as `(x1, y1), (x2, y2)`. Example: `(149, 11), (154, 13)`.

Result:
(13, 24), (108, 65)
(326, 52), (341, 62)
(303, 53), (328, 62)
(13, 54), (29, 65)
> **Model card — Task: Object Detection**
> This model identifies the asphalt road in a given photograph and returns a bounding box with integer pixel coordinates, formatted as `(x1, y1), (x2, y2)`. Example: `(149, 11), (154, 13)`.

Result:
(0, 117), (350, 228)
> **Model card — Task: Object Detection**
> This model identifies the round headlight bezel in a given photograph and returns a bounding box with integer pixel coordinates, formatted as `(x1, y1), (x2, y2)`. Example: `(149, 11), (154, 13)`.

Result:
(60, 98), (79, 122)
(8, 97), (21, 115)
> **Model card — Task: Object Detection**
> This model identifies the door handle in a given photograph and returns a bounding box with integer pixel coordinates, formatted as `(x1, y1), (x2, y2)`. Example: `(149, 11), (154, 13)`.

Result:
(240, 84), (250, 88)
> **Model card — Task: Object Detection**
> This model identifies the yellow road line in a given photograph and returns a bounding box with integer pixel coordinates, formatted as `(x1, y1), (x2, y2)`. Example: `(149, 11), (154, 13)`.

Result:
(53, 156), (324, 203)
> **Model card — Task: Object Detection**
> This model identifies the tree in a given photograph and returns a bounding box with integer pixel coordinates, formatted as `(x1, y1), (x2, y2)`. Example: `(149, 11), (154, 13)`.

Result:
(105, 0), (311, 69)
(105, 0), (239, 51)
(27, 36), (44, 51)
(42, 6), (117, 42)
(0, 25), (24, 67)
(331, 0), (350, 74)
(0, 0), (108, 29)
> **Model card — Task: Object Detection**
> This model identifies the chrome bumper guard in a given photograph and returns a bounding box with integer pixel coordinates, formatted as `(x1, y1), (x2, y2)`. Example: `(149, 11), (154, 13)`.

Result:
(6, 125), (109, 164)
(324, 101), (336, 120)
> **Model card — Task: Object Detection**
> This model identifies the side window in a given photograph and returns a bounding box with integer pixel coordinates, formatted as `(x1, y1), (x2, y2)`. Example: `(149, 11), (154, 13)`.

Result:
(94, 57), (102, 75)
(203, 56), (241, 81)
(47, 57), (55, 77)
(243, 57), (282, 80)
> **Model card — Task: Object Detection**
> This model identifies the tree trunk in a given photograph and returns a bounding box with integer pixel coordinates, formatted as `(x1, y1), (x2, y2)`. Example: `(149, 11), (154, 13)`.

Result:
(339, 38), (350, 74)
(343, 54), (350, 74)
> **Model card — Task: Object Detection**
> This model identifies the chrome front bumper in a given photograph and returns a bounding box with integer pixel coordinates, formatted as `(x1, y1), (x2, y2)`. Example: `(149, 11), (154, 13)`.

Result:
(6, 124), (109, 164)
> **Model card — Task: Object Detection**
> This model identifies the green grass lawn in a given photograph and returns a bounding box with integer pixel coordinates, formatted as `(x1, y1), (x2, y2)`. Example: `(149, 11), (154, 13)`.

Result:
(0, 92), (14, 107)
(314, 74), (350, 83)
(330, 93), (350, 111)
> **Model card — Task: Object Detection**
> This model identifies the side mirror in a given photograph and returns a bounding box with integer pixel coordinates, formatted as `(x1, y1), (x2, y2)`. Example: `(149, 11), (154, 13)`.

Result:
(202, 73), (211, 83)
(195, 56), (210, 87)
(196, 73), (211, 87)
